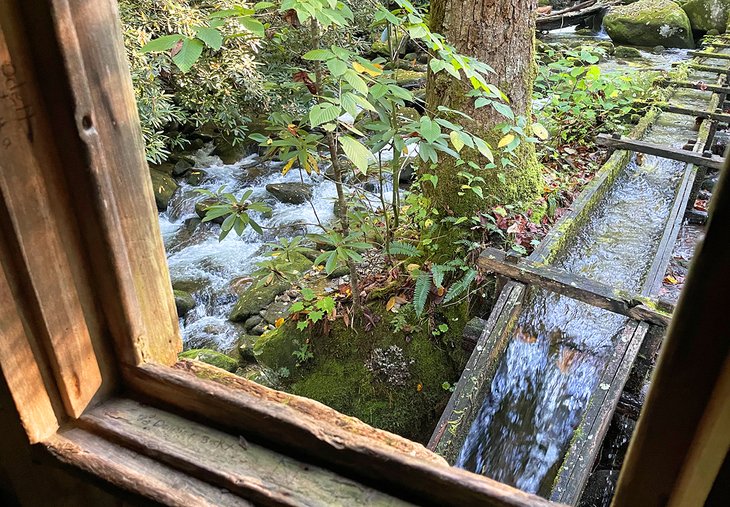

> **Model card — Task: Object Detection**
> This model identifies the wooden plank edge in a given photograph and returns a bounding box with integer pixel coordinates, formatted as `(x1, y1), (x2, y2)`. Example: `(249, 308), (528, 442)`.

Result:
(43, 428), (249, 507)
(550, 322), (649, 505)
(79, 398), (408, 507)
(478, 248), (673, 327)
(428, 283), (525, 458)
(172, 359), (444, 466)
(123, 362), (557, 507)
(530, 106), (664, 263)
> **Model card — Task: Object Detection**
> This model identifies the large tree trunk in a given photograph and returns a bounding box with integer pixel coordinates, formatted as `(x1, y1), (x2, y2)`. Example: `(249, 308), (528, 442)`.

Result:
(425, 0), (542, 216)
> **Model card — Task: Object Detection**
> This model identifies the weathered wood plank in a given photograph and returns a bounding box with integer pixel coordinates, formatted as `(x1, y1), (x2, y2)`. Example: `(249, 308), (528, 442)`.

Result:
(689, 50), (730, 60)
(44, 428), (250, 507)
(10, 0), (182, 366)
(477, 248), (673, 327)
(550, 322), (649, 505)
(81, 398), (410, 507)
(640, 102), (730, 123)
(0, 2), (105, 417)
(676, 63), (730, 74)
(596, 134), (725, 170)
(124, 360), (556, 507)
(172, 359), (446, 466)
(655, 78), (730, 95)
(0, 250), (59, 443)
(428, 282), (526, 459)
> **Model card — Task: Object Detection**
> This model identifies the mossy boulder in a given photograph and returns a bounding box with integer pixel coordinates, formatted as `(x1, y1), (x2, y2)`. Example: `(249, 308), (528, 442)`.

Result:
(173, 289), (196, 317)
(614, 46), (643, 58)
(679, 0), (730, 33)
(266, 182), (313, 204)
(229, 253), (311, 323)
(253, 304), (464, 442)
(195, 197), (225, 224)
(179, 349), (238, 372)
(229, 279), (291, 322)
(604, 0), (694, 48)
(149, 168), (179, 211)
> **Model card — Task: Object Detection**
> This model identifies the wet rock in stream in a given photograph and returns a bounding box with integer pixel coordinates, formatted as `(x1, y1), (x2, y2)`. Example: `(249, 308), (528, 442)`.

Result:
(266, 182), (313, 204)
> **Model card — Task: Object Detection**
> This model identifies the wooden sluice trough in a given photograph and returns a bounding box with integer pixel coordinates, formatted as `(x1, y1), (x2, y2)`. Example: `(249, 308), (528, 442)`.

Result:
(429, 48), (728, 504)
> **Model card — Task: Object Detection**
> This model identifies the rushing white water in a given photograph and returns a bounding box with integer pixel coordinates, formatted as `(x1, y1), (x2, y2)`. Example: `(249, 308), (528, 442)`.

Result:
(455, 86), (711, 495)
(160, 147), (339, 351)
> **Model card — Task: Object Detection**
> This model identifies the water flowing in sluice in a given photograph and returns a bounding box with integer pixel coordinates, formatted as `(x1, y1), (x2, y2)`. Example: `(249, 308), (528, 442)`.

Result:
(455, 88), (710, 494)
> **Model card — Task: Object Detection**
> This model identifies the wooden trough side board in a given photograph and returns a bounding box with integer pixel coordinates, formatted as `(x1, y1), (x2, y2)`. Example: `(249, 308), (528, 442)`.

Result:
(428, 282), (526, 463)
(654, 78), (730, 95)
(476, 248), (673, 327)
(550, 322), (650, 504)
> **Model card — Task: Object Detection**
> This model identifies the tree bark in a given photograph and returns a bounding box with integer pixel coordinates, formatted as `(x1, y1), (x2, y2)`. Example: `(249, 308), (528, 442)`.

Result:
(425, 0), (542, 216)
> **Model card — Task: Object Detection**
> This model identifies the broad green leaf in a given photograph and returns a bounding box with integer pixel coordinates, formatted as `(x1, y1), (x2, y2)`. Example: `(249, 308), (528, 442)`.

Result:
(240, 16), (265, 37)
(172, 38), (205, 73)
(141, 35), (183, 53)
(302, 49), (333, 61)
(474, 138), (494, 163)
(309, 103), (341, 127)
(339, 135), (371, 174)
(195, 26), (223, 50)
(344, 70), (368, 95)
(326, 58), (348, 77)
(492, 101), (514, 120)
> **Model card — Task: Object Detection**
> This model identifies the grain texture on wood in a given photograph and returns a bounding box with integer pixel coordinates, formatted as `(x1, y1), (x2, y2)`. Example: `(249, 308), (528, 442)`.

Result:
(9, 0), (181, 367)
(0, 2), (107, 418)
(428, 282), (526, 460)
(477, 248), (673, 327)
(550, 322), (649, 505)
(124, 362), (556, 507)
(0, 252), (59, 443)
(44, 429), (250, 507)
(172, 360), (445, 466)
(596, 135), (725, 170)
(81, 398), (410, 507)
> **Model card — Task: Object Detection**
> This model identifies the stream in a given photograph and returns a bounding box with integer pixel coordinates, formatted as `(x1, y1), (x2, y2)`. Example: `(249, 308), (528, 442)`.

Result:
(454, 79), (713, 494)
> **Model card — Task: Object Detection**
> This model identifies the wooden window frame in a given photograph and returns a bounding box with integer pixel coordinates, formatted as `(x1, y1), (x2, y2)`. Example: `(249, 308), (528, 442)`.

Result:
(0, 1), (727, 506)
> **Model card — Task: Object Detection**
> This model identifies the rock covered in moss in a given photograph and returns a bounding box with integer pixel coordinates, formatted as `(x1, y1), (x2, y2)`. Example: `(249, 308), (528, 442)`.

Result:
(604, 0), (694, 48)
(229, 279), (291, 322)
(679, 0), (730, 34)
(614, 46), (643, 58)
(179, 349), (238, 372)
(173, 289), (196, 317)
(266, 182), (313, 204)
(149, 168), (179, 211)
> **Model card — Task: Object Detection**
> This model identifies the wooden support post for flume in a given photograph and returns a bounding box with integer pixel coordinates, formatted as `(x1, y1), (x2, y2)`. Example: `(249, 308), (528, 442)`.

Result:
(654, 78), (730, 95)
(596, 134), (726, 170)
(689, 50), (730, 60)
(477, 248), (674, 327)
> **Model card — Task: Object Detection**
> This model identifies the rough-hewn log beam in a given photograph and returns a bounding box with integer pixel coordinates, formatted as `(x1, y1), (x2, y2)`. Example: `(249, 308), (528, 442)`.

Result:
(477, 248), (673, 326)
(596, 134), (725, 170)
